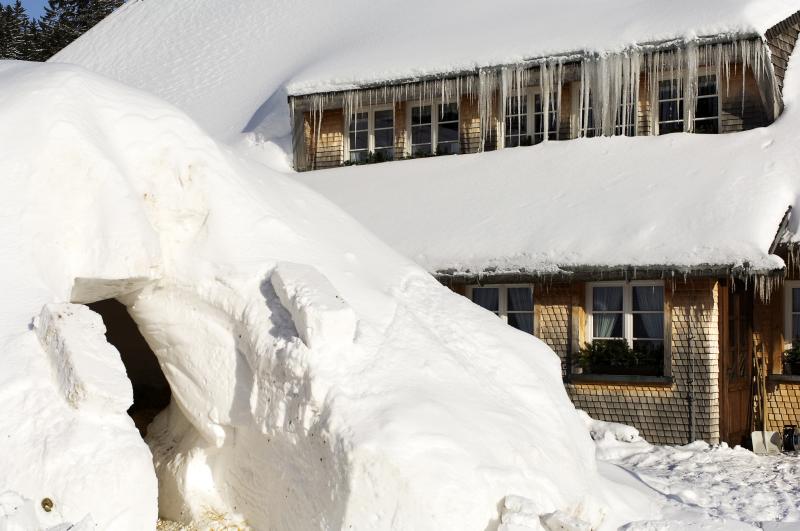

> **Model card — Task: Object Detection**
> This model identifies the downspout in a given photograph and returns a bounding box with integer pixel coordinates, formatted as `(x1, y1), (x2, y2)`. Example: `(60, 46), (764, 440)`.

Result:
(687, 302), (696, 443)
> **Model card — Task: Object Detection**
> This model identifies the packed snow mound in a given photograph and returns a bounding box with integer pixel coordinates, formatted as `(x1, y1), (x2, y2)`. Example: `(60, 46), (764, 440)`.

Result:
(0, 61), (649, 529)
(53, 0), (800, 139)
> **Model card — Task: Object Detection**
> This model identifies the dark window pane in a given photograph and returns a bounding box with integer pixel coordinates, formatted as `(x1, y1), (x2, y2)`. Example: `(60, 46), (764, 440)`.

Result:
(438, 102), (459, 123)
(350, 112), (368, 132)
(659, 121), (683, 135)
(508, 313), (533, 334)
(472, 287), (499, 312)
(659, 100), (682, 122)
(659, 80), (679, 99)
(436, 141), (459, 155)
(374, 129), (393, 148)
(412, 124), (431, 146)
(793, 288), (800, 313)
(349, 130), (368, 150)
(593, 313), (623, 338)
(632, 286), (663, 311)
(413, 144), (432, 156)
(506, 116), (520, 135)
(698, 75), (717, 97)
(696, 97), (718, 119)
(633, 313), (664, 340)
(694, 119), (718, 134)
(507, 287), (533, 312)
(505, 135), (520, 148)
(593, 287), (623, 311)
(438, 121), (459, 143)
(374, 109), (393, 129)
(793, 315), (800, 340)
(373, 147), (394, 161)
(412, 106), (431, 125)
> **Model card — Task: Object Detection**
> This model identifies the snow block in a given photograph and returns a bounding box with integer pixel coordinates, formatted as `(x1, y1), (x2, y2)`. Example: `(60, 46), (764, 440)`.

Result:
(270, 262), (356, 349)
(35, 303), (133, 414)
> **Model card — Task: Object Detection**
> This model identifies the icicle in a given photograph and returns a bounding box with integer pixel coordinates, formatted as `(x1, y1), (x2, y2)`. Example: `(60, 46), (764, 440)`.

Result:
(683, 42), (698, 133)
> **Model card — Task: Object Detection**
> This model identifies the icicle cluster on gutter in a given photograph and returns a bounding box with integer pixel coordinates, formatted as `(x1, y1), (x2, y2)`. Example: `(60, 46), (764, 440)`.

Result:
(291, 34), (778, 156)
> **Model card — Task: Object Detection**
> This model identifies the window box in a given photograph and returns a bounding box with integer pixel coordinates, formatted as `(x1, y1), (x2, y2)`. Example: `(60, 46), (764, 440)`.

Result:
(584, 281), (667, 377)
(578, 338), (663, 377)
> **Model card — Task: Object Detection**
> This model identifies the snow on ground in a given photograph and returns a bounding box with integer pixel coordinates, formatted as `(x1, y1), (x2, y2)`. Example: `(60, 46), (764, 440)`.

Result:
(53, 0), (800, 140)
(583, 414), (800, 529)
(0, 61), (655, 530)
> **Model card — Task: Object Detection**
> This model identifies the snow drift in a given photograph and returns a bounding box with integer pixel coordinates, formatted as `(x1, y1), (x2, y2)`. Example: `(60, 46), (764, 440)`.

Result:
(0, 61), (648, 529)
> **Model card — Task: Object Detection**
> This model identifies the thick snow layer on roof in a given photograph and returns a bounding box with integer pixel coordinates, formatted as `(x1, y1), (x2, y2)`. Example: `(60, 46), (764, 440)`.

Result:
(53, 0), (800, 139)
(0, 61), (654, 530)
(297, 54), (800, 277)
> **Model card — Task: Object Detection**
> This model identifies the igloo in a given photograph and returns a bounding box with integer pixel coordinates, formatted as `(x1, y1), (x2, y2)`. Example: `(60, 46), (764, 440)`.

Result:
(0, 62), (646, 530)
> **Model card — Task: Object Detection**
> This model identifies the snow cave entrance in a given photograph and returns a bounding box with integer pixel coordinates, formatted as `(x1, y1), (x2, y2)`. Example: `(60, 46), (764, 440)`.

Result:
(87, 298), (171, 437)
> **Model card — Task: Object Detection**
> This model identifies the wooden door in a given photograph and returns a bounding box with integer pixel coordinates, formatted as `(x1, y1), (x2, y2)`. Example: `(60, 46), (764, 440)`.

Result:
(719, 281), (754, 446)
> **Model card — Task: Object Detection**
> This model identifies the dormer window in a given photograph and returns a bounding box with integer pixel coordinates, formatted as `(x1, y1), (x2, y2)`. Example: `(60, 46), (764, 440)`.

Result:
(410, 102), (460, 156)
(347, 107), (395, 163)
(658, 74), (719, 135)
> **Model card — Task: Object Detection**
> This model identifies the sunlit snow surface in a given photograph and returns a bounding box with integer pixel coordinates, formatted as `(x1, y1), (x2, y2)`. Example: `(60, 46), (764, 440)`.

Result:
(590, 419), (800, 529)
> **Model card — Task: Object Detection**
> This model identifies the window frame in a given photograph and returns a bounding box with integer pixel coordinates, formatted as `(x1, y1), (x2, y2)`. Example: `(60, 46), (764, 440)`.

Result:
(498, 87), (560, 149)
(655, 68), (721, 136)
(585, 280), (669, 374)
(784, 281), (800, 347)
(467, 283), (536, 334)
(405, 100), (461, 157)
(576, 91), (638, 138)
(344, 104), (396, 163)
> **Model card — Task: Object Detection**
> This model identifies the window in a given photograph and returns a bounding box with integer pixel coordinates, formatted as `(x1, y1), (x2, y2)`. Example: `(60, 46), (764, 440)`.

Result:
(533, 93), (558, 144)
(785, 283), (800, 342)
(579, 94), (636, 138)
(348, 111), (369, 162)
(658, 75), (719, 135)
(348, 107), (395, 163)
(504, 95), (529, 148)
(469, 285), (534, 334)
(586, 282), (665, 376)
(694, 75), (719, 134)
(410, 102), (460, 156)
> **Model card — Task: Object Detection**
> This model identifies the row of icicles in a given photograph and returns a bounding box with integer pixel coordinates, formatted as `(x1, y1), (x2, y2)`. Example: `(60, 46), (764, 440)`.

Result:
(294, 37), (778, 155)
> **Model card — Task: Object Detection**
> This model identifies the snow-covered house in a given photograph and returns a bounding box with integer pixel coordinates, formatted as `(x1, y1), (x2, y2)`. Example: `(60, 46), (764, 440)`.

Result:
(294, 8), (800, 446)
(290, 16), (794, 171)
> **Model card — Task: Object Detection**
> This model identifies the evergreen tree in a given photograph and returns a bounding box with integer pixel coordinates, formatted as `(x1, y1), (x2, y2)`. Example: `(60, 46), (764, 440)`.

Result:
(0, 0), (122, 61)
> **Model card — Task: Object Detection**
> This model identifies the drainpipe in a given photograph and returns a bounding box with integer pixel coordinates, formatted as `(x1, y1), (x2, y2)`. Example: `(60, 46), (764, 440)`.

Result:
(687, 305), (696, 444)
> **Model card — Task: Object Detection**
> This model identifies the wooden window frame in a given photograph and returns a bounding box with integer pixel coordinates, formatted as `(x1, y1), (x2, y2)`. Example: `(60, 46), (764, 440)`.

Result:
(498, 86), (559, 149)
(655, 68), (721, 135)
(585, 280), (670, 375)
(405, 101), (460, 157)
(467, 283), (536, 334)
(784, 281), (800, 346)
(344, 104), (395, 162)
(574, 89), (638, 138)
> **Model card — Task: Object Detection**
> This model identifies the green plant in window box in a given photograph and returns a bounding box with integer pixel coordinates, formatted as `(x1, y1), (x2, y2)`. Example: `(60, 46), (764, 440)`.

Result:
(578, 339), (662, 377)
(342, 151), (393, 166)
(783, 341), (800, 375)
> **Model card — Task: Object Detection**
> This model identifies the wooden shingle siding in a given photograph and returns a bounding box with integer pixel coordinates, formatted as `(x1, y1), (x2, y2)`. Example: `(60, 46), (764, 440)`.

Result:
(459, 96), (482, 154)
(719, 67), (768, 133)
(766, 11), (800, 93)
(302, 110), (344, 170)
(394, 102), (407, 157)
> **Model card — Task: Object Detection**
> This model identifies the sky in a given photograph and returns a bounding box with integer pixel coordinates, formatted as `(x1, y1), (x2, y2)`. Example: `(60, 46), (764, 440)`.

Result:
(19, 0), (46, 18)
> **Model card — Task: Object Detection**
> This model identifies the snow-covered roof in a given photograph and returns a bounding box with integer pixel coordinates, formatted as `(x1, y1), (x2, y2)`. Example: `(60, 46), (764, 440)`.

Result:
(53, 0), (800, 139)
(297, 62), (800, 278)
